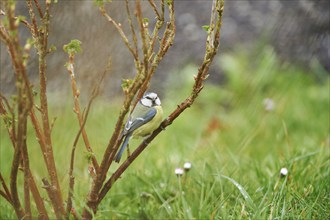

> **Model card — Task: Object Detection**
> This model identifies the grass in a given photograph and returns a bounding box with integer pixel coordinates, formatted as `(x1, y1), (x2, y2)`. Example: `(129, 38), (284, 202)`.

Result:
(0, 46), (329, 219)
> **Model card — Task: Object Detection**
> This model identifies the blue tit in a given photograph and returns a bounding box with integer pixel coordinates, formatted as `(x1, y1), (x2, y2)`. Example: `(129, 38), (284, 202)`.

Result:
(114, 92), (163, 163)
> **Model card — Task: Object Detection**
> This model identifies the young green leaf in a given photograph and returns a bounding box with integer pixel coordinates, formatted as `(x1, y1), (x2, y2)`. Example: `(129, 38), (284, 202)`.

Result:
(202, 25), (210, 32)
(63, 39), (82, 55)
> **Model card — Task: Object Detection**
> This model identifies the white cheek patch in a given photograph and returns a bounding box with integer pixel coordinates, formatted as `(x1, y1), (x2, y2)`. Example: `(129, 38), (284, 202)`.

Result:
(155, 98), (161, 106)
(141, 98), (153, 107)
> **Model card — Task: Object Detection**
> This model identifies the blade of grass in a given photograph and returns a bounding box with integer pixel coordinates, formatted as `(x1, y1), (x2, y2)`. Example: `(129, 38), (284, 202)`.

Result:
(218, 174), (257, 211)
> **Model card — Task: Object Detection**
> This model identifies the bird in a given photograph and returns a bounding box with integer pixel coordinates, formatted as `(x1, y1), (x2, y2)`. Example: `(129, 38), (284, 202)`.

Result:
(114, 92), (163, 163)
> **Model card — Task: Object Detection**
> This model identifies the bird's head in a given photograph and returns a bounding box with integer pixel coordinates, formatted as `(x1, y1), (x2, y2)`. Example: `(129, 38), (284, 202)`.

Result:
(140, 92), (161, 107)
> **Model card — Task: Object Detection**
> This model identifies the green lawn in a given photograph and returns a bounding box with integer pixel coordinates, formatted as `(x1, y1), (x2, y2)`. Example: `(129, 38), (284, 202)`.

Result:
(1, 47), (329, 219)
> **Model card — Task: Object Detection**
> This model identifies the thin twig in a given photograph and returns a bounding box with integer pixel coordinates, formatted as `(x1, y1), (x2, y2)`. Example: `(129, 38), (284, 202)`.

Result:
(66, 53), (100, 172)
(148, 0), (161, 19)
(22, 139), (32, 220)
(42, 179), (63, 220)
(99, 6), (138, 61)
(133, 0), (175, 108)
(26, 0), (66, 215)
(4, 2), (33, 218)
(0, 190), (13, 205)
(1, 96), (48, 219)
(26, 0), (40, 39)
(29, 109), (50, 168)
(161, 0), (165, 21)
(0, 173), (12, 204)
(33, 0), (44, 18)
(66, 64), (108, 219)
(28, 172), (49, 220)
(125, 0), (139, 58)
(136, 0), (149, 76)
(0, 94), (17, 145)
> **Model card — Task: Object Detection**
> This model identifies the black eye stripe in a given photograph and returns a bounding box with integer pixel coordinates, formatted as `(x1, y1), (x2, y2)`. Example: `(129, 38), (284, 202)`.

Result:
(145, 96), (158, 100)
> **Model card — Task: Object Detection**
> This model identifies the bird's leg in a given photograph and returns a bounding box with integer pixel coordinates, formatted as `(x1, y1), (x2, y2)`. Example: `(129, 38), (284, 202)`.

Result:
(126, 143), (131, 159)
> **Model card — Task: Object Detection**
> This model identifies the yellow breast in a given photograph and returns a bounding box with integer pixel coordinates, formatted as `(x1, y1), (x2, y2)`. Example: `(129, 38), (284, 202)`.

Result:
(132, 106), (163, 138)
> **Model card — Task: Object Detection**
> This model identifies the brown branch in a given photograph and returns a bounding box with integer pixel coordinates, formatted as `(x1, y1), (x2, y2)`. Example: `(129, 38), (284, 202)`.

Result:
(31, 117), (64, 217)
(66, 65), (108, 219)
(83, 13), (161, 214)
(22, 131), (32, 220)
(0, 94), (17, 146)
(33, 0), (44, 18)
(66, 54), (100, 172)
(26, 0), (65, 215)
(133, 0), (175, 108)
(26, 0), (40, 39)
(9, 142), (25, 219)
(98, 0), (224, 203)
(161, 0), (165, 21)
(148, 0), (161, 20)
(29, 109), (49, 168)
(99, 6), (138, 61)
(136, 0), (149, 75)
(83, 61), (150, 217)
(0, 26), (11, 45)
(1, 96), (48, 219)
(0, 173), (12, 204)
(42, 179), (63, 220)
(82, 91), (137, 218)
(0, 190), (13, 205)
(125, 0), (139, 59)
(3, 1), (34, 218)
(2, 1), (57, 218)
(28, 172), (49, 220)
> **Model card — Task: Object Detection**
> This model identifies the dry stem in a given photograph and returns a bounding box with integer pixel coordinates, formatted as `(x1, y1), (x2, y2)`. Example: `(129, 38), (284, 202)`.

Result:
(26, 0), (66, 216)
(66, 59), (108, 219)
(66, 54), (100, 172)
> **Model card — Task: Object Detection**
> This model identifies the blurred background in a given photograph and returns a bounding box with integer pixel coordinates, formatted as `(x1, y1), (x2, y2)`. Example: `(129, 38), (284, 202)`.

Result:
(0, 1), (329, 218)
(1, 0), (329, 98)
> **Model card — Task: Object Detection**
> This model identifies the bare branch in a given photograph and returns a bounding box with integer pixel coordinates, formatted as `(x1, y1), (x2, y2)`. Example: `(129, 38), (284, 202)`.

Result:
(125, 0), (139, 58)
(28, 172), (49, 220)
(66, 62), (108, 219)
(0, 173), (12, 204)
(26, 0), (40, 39)
(0, 96), (48, 219)
(42, 179), (63, 220)
(26, 0), (66, 215)
(33, 0), (44, 18)
(0, 94), (17, 146)
(22, 135), (32, 219)
(133, 0), (175, 108)
(136, 0), (149, 72)
(29, 109), (49, 167)
(0, 190), (13, 205)
(148, 0), (161, 20)
(98, 0), (224, 201)
(66, 53), (100, 172)
(99, 6), (138, 61)
(161, 0), (165, 21)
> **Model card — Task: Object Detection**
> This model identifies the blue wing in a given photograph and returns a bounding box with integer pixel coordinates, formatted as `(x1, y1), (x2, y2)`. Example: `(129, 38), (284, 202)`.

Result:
(114, 107), (157, 163)
(124, 108), (157, 134)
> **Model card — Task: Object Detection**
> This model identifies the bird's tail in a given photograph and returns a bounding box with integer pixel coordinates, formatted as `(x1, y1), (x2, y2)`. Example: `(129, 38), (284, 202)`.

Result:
(114, 134), (131, 163)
